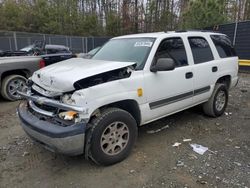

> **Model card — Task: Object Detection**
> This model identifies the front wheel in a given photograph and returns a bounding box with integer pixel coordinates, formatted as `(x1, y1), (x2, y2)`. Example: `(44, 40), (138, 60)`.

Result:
(87, 108), (138, 166)
(203, 84), (228, 117)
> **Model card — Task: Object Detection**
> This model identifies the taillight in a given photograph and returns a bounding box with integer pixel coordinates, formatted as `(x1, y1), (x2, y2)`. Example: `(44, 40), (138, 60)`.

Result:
(39, 59), (45, 69)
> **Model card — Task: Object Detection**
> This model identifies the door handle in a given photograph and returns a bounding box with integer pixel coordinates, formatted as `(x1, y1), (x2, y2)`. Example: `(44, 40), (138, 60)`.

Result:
(212, 66), (218, 72)
(185, 72), (193, 79)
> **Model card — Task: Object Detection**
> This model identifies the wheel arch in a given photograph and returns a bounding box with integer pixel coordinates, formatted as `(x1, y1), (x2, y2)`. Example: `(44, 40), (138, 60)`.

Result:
(1, 69), (31, 82)
(90, 99), (141, 126)
(216, 75), (231, 89)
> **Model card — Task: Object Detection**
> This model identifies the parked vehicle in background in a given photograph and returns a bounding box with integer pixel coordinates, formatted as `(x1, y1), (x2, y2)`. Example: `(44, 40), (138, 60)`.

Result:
(20, 43), (71, 56)
(17, 31), (238, 165)
(0, 50), (28, 57)
(40, 52), (75, 67)
(0, 41), (72, 57)
(0, 52), (75, 101)
(0, 56), (43, 101)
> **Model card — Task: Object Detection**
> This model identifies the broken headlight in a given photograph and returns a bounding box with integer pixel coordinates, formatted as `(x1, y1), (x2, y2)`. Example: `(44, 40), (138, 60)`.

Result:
(59, 111), (77, 121)
(61, 94), (76, 105)
(58, 110), (89, 123)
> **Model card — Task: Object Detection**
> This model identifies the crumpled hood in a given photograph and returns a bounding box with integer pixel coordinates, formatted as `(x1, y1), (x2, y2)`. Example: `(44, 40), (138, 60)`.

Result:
(32, 58), (135, 92)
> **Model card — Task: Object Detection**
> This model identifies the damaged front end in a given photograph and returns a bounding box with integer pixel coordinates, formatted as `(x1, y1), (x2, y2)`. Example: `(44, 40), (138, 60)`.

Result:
(17, 58), (136, 155)
(19, 86), (89, 125)
(17, 84), (88, 155)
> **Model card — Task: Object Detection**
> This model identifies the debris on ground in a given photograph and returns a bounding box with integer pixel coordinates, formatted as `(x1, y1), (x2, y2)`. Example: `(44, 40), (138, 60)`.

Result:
(190, 144), (208, 155)
(208, 149), (217, 154)
(129, 169), (136, 174)
(176, 160), (184, 167)
(233, 162), (242, 167)
(196, 179), (208, 185)
(146, 124), (169, 134)
(22, 151), (29, 157)
(172, 142), (182, 147)
(240, 89), (248, 93)
(183, 138), (192, 142)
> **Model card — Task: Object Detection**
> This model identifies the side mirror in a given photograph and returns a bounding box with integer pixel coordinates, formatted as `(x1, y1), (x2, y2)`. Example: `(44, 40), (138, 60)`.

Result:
(150, 58), (175, 72)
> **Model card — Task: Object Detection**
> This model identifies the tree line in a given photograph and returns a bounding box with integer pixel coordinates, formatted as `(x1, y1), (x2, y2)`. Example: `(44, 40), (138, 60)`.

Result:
(0, 0), (249, 36)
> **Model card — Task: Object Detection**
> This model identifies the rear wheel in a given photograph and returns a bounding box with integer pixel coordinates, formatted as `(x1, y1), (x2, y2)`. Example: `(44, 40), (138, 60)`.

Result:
(203, 84), (228, 117)
(87, 108), (138, 166)
(1, 75), (27, 101)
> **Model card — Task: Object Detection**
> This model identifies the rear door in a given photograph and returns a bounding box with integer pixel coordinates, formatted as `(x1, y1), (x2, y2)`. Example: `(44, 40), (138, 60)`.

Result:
(188, 36), (217, 104)
(210, 35), (238, 86)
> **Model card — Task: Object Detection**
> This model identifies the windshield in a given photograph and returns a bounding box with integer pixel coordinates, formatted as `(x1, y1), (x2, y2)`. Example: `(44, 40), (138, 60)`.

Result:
(92, 38), (155, 70)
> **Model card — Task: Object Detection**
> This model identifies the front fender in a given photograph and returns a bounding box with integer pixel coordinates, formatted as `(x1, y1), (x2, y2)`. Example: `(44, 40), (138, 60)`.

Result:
(71, 76), (145, 120)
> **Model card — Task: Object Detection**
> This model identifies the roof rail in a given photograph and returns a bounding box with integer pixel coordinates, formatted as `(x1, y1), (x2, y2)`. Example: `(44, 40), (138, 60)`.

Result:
(175, 29), (215, 33)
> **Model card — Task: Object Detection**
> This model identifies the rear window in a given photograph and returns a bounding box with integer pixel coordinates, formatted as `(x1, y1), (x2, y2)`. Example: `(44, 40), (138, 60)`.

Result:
(210, 35), (236, 58)
(188, 37), (214, 64)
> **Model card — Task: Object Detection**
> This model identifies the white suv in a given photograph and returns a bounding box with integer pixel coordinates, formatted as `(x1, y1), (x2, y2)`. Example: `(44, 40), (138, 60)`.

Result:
(18, 31), (238, 165)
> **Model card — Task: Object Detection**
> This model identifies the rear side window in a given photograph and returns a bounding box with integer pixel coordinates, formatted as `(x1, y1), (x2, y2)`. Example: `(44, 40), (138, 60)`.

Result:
(188, 37), (214, 64)
(155, 37), (188, 67)
(210, 35), (236, 58)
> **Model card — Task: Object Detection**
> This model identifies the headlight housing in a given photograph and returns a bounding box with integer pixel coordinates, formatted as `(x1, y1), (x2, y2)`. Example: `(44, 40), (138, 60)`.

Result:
(61, 94), (76, 105)
(59, 111), (78, 121)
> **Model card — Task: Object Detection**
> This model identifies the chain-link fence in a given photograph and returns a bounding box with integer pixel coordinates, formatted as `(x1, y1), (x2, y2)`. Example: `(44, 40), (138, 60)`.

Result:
(0, 31), (110, 53)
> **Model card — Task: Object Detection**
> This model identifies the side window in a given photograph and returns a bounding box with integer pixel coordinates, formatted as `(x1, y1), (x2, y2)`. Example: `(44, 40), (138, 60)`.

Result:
(46, 49), (56, 54)
(210, 35), (236, 58)
(155, 37), (188, 67)
(46, 49), (62, 54)
(188, 37), (214, 64)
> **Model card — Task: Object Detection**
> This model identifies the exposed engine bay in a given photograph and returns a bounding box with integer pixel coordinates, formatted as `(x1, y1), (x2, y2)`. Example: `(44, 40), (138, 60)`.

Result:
(73, 66), (133, 90)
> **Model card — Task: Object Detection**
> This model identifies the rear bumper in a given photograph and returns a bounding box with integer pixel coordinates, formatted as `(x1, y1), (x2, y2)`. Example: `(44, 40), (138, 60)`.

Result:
(17, 102), (86, 155)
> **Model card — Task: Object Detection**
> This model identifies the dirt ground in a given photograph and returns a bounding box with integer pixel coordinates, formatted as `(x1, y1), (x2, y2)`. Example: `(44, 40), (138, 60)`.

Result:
(0, 74), (249, 188)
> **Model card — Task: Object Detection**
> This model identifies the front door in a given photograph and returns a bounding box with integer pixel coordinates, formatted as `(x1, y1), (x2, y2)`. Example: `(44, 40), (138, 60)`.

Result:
(144, 37), (194, 122)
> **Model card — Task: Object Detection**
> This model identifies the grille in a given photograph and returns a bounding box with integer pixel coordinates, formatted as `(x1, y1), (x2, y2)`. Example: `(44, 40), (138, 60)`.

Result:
(33, 102), (58, 113)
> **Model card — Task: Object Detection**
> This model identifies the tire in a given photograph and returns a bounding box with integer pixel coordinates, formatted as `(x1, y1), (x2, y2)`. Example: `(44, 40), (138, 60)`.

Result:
(1, 75), (27, 101)
(87, 108), (138, 166)
(203, 84), (228, 117)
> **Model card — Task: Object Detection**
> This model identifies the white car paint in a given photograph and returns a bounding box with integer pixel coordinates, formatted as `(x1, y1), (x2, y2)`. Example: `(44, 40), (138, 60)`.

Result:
(31, 31), (239, 125)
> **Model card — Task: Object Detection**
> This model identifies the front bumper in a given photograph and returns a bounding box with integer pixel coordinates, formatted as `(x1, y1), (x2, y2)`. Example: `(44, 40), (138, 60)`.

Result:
(17, 90), (88, 113)
(17, 102), (86, 155)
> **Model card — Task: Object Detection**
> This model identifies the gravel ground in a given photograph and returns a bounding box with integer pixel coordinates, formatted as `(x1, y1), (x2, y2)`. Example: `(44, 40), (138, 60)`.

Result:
(0, 73), (249, 188)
